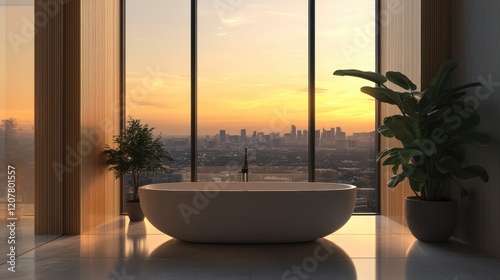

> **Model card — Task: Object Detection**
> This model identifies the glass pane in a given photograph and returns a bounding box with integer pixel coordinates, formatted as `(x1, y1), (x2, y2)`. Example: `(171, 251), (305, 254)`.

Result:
(316, 0), (377, 212)
(1, 0), (39, 260)
(126, 0), (191, 198)
(198, 0), (308, 182)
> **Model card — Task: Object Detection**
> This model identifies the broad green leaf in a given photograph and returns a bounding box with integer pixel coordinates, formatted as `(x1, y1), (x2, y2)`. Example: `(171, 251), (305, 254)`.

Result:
(383, 115), (417, 145)
(399, 94), (419, 117)
(436, 156), (461, 173)
(457, 132), (490, 146)
(388, 174), (406, 188)
(382, 155), (403, 166)
(452, 165), (489, 182)
(439, 82), (482, 102)
(392, 163), (400, 174)
(386, 71), (417, 90)
(442, 147), (466, 163)
(361, 86), (401, 105)
(377, 147), (402, 161)
(402, 164), (428, 182)
(398, 148), (424, 159)
(409, 178), (423, 193)
(449, 132), (491, 146)
(426, 60), (458, 102)
(408, 139), (437, 156)
(333, 69), (388, 84)
(378, 124), (395, 137)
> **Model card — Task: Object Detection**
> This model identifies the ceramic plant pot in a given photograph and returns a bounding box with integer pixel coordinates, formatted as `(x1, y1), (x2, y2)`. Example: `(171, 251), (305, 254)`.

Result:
(405, 196), (457, 243)
(126, 200), (145, 222)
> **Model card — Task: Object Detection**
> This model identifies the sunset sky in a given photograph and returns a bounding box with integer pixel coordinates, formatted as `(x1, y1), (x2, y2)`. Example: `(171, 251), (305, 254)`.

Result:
(127, 0), (376, 137)
(1, 2), (34, 130)
(2, 0), (375, 135)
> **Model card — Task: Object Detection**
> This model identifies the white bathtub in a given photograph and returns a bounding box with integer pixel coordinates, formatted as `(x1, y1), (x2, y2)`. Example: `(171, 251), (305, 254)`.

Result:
(139, 182), (356, 243)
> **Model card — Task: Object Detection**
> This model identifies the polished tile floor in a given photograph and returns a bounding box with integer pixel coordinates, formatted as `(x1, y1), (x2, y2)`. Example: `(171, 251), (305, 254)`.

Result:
(1, 215), (500, 280)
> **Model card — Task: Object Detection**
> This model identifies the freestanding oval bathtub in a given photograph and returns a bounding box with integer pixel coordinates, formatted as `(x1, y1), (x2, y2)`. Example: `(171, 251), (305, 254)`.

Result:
(139, 182), (356, 243)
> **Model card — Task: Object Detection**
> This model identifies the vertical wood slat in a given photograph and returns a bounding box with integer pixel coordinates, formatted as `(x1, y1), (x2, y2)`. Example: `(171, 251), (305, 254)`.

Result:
(80, 0), (121, 234)
(378, 0), (449, 225)
(421, 0), (451, 86)
(379, 0), (422, 226)
(63, 0), (82, 235)
(35, 0), (64, 235)
(35, 0), (121, 235)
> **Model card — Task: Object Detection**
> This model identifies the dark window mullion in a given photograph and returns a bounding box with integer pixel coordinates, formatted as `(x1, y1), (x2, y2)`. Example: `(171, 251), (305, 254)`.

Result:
(308, 0), (315, 182)
(191, 0), (197, 182)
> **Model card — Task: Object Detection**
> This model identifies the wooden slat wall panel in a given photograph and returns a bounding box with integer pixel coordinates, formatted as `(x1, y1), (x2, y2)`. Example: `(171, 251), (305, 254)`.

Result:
(35, 0), (121, 234)
(448, 0), (500, 257)
(379, 0), (450, 225)
(63, 0), (82, 235)
(35, 0), (65, 235)
(80, 0), (121, 234)
(421, 0), (451, 86)
(379, 0), (422, 225)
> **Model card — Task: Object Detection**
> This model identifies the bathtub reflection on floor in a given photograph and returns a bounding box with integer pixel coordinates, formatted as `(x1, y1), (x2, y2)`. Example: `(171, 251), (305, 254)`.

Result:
(110, 238), (356, 279)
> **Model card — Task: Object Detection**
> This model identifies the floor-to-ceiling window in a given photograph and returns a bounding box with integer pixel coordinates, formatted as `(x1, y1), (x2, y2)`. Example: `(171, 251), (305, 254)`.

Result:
(1, 0), (41, 261)
(198, 0), (308, 182)
(126, 0), (377, 212)
(126, 0), (191, 200)
(316, 0), (377, 212)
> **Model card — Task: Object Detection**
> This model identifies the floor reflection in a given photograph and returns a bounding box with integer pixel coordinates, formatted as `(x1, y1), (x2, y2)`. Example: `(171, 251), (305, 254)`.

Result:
(404, 238), (500, 280)
(0, 216), (58, 264)
(2, 216), (500, 280)
(144, 238), (357, 279)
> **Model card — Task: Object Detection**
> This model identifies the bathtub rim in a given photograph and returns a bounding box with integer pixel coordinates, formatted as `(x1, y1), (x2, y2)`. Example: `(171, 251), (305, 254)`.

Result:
(139, 182), (357, 192)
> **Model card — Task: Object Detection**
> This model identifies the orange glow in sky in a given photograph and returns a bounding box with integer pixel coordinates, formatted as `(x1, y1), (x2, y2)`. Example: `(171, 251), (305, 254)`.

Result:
(2, 1), (376, 135)
(126, 0), (376, 137)
(1, 4), (34, 129)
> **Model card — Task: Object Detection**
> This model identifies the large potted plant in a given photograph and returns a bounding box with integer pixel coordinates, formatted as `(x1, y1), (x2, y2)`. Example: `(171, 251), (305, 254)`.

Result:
(334, 60), (490, 242)
(104, 117), (173, 221)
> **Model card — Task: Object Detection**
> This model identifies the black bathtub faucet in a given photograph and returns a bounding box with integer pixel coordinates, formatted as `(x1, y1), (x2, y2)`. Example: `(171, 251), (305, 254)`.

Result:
(240, 148), (249, 182)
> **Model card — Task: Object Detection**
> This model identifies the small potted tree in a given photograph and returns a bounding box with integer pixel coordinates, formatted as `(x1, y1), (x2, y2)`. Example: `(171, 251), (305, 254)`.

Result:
(334, 61), (490, 242)
(104, 117), (173, 221)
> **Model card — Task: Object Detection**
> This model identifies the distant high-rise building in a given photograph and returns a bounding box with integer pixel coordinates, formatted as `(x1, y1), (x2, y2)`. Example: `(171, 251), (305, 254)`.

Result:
(291, 125), (297, 138)
(257, 132), (265, 142)
(240, 129), (247, 142)
(315, 130), (321, 147)
(336, 127), (346, 139)
(297, 130), (302, 138)
(219, 130), (226, 143)
(252, 131), (257, 139)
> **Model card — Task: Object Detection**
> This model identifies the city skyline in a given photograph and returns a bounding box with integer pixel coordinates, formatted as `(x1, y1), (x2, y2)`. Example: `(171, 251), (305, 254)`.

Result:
(160, 125), (375, 138)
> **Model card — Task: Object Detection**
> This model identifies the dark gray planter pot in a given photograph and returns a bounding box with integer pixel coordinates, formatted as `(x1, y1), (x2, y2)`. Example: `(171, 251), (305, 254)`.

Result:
(126, 200), (145, 222)
(405, 196), (457, 243)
